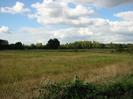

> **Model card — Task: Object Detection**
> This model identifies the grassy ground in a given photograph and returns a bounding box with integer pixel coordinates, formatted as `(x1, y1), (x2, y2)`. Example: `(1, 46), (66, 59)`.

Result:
(0, 50), (133, 99)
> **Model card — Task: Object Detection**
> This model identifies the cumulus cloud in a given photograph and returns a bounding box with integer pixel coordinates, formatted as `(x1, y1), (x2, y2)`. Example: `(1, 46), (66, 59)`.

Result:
(57, 0), (133, 7)
(110, 11), (133, 34)
(0, 26), (10, 33)
(20, 26), (133, 44)
(30, 0), (133, 27)
(115, 11), (133, 21)
(53, 27), (93, 38)
(20, 14), (133, 43)
(19, 26), (94, 44)
(1, 0), (133, 43)
(31, 0), (95, 26)
(20, 27), (52, 44)
(0, 2), (30, 14)
(110, 21), (133, 33)
(24, 0), (133, 43)
(94, 0), (133, 7)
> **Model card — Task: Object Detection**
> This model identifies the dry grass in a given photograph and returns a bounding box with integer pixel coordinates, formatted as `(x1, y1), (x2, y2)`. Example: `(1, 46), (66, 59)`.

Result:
(0, 50), (133, 99)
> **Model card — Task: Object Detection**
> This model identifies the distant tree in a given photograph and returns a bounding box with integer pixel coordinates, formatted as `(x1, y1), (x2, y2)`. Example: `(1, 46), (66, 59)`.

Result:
(36, 43), (43, 49)
(46, 38), (60, 49)
(92, 41), (100, 48)
(108, 42), (114, 49)
(82, 41), (93, 49)
(99, 43), (105, 49)
(71, 41), (92, 49)
(9, 44), (15, 49)
(116, 44), (124, 52)
(14, 42), (24, 49)
(29, 44), (36, 49)
(73, 41), (82, 49)
(127, 44), (133, 53)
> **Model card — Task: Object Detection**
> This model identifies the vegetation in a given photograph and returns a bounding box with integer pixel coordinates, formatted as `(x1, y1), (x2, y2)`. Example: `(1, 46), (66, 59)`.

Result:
(46, 38), (60, 49)
(0, 37), (133, 99)
(0, 39), (133, 53)
(35, 75), (133, 99)
(0, 50), (133, 99)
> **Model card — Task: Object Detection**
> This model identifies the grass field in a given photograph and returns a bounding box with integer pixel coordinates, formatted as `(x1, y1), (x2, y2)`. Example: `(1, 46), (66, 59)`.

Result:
(0, 50), (133, 99)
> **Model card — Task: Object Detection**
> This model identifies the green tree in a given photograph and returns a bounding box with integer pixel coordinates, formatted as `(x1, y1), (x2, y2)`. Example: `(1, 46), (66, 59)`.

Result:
(36, 43), (43, 49)
(127, 44), (133, 53)
(116, 44), (124, 52)
(46, 38), (60, 49)
(15, 42), (24, 49)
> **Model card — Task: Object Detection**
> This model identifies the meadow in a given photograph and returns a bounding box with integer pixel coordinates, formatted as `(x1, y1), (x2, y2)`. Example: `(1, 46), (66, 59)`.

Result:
(0, 50), (133, 99)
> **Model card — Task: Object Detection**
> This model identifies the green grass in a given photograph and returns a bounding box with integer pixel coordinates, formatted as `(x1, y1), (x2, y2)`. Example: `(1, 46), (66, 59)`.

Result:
(0, 50), (133, 99)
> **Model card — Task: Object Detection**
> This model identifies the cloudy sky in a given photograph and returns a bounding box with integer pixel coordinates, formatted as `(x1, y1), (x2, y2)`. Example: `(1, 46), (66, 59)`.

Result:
(0, 0), (133, 44)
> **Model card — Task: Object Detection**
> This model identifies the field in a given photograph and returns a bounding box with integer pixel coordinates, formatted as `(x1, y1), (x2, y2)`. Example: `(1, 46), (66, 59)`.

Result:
(0, 50), (133, 99)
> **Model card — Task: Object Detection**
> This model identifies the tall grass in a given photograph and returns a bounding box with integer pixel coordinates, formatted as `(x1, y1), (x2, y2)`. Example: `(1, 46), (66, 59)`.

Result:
(0, 50), (133, 98)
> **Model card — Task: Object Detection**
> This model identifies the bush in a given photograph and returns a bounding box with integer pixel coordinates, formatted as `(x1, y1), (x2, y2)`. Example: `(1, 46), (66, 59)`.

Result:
(34, 75), (133, 99)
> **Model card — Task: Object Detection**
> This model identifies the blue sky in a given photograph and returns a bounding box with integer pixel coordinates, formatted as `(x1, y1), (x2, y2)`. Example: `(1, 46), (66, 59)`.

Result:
(0, 0), (133, 44)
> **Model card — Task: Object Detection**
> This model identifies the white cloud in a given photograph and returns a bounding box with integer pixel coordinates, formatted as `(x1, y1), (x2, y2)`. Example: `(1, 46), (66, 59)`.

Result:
(110, 11), (133, 33)
(22, 0), (133, 43)
(20, 27), (52, 44)
(110, 21), (133, 33)
(31, 0), (95, 26)
(31, 0), (132, 28)
(57, 0), (133, 7)
(115, 11), (133, 21)
(94, 0), (133, 7)
(19, 15), (133, 43)
(1, 0), (133, 43)
(0, 2), (30, 14)
(53, 27), (93, 38)
(65, 5), (94, 18)
(0, 26), (10, 33)
(19, 27), (94, 44)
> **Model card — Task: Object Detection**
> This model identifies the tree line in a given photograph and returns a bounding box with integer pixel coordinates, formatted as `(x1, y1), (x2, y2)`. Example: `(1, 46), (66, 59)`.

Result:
(0, 38), (60, 50)
(0, 38), (133, 52)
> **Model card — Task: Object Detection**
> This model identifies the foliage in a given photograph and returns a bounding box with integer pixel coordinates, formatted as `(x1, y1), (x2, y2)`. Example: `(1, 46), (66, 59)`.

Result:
(116, 44), (125, 52)
(14, 42), (24, 49)
(0, 38), (133, 52)
(35, 76), (96, 99)
(46, 38), (60, 49)
(35, 75), (133, 99)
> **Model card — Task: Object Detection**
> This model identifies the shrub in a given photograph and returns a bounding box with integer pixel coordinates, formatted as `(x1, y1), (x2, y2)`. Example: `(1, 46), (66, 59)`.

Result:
(34, 75), (133, 99)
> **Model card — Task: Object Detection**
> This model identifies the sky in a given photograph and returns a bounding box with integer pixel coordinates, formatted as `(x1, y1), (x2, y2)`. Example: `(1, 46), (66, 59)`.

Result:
(0, 0), (133, 44)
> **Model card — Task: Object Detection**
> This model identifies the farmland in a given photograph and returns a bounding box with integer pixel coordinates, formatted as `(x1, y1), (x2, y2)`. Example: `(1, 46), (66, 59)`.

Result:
(0, 50), (133, 99)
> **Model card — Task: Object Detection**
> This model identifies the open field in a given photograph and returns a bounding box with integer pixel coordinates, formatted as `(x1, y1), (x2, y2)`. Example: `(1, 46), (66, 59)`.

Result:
(0, 50), (133, 99)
